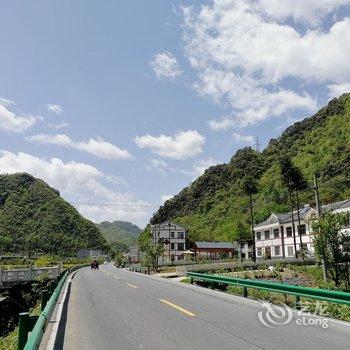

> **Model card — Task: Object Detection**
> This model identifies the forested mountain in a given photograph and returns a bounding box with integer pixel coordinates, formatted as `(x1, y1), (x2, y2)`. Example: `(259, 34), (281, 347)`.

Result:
(97, 221), (141, 252)
(150, 94), (350, 242)
(0, 173), (109, 256)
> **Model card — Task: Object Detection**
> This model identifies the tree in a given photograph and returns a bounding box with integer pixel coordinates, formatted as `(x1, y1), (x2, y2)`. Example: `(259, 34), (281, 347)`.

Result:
(290, 163), (308, 252)
(242, 176), (258, 262)
(232, 221), (250, 262)
(138, 226), (152, 252)
(141, 243), (164, 272)
(279, 154), (301, 258)
(312, 213), (350, 290)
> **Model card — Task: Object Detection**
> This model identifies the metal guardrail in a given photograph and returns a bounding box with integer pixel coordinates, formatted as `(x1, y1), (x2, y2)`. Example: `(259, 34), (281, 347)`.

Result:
(17, 265), (88, 350)
(187, 271), (350, 306)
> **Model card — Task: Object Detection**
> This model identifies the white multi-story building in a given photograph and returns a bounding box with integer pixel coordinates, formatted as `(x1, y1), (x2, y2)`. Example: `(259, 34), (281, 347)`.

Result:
(151, 221), (187, 263)
(254, 205), (317, 259)
(254, 199), (350, 259)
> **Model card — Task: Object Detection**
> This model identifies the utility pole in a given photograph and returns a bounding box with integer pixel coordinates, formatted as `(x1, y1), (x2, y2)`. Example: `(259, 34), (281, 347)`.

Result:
(313, 173), (327, 281)
(313, 174), (322, 218)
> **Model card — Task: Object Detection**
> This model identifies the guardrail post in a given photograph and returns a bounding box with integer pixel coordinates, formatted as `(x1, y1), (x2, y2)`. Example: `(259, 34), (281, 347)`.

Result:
(243, 287), (248, 298)
(295, 296), (301, 310)
(17, 312), (29, 350)
(49, 281), (54, 293)
(190, 277), (193, 284)
(41, 290), (50, 311)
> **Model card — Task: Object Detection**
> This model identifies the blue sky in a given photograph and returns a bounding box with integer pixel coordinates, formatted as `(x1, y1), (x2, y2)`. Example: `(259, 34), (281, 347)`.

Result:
(1, 1), (350, 227)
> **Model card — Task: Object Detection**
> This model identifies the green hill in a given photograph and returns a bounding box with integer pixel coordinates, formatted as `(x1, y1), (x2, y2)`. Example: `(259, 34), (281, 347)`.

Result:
(97, 220), (141, 252)
(150, 94), (350, 242)
(0, 173), (109, 256)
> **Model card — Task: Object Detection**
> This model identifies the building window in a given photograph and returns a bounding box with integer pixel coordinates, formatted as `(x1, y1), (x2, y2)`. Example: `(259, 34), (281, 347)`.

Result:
(286, 227), (293, 237)
(177, 243), (184, 251)
(256, 231), (261, 240)
(274, 246), (280, 256)
(170, 232), (175, 238)
(287, 246), (294, 257)
(299, 224), (306, 235)
(273, 228), (279, 238)
(178, 232), (184, 239)
(264, 230), (270, 239)
(170, 243), (175, 250)
(257, 247), (262, 257)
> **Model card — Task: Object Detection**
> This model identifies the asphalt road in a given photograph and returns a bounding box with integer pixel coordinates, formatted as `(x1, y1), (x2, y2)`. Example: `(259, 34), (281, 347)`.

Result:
(58, 264), (350, 350)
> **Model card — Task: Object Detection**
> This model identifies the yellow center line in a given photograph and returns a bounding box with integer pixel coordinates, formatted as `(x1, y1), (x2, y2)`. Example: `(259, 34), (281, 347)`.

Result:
(126, 283), (138, 289)
(159, 299), (196, 317)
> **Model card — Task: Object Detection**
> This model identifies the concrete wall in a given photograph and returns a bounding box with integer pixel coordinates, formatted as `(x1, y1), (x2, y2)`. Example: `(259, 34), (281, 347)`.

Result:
(0, 265), (62, 287)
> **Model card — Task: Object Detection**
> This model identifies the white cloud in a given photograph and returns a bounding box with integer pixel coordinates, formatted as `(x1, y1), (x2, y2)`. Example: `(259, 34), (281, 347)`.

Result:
(146, 158), (169, 175)
(232, 132), (255, 144)
(150, 51), (182, 79)
(48, 121), (70, 129)
(259, 0), (349, 24)
(0, 97), (15, 107)
(47, 104), (63, 115)
(161, 194), (173, 204)
(28, 134), (132, 160)
(183, 0), (350, 127)
(327, 83), (350, 97)
(0, 99), (38, 133)
(135, 130), (205, 159)
(0, 150), (150, 226)
(192, 157), (219, 178)
(208, 117), (236, 131)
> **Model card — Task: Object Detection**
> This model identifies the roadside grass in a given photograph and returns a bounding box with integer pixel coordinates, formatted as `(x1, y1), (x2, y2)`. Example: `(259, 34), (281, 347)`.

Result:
(158, 266), (177, 273)
(0, 327), (18, 350)
(181, 278), (191, 284)
(0, 303), (41, 350)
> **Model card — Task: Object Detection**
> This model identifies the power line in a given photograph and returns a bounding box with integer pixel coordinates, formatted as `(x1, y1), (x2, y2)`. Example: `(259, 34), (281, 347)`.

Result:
(69, 202), (160, 208)
(69, 178), (349, 210)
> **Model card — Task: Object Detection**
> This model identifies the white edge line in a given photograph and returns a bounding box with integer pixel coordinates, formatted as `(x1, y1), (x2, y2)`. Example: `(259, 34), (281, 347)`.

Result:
(46, 274), (73, 350)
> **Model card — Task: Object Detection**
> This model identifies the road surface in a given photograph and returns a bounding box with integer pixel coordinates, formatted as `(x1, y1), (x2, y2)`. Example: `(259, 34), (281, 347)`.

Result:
(57, 264), (350, 350)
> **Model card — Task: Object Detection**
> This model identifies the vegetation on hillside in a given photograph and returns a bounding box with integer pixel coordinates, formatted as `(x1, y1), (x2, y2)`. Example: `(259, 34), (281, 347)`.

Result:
(97, 220), (141, 252)
(0, 173), (109, 256)
(150, 94), (350, 242)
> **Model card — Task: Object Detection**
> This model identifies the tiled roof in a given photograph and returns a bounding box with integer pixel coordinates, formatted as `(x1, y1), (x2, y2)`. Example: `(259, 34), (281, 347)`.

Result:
(254, 206), (314, 228)
(152, 221), (187, 230)
(195, 241), (234, 249)
(322, 199), (350, 212)
(254, 199), (350, 229)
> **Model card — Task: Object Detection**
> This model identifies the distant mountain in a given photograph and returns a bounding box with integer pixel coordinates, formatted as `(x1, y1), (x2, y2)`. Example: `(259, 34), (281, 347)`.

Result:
(150, 94), (350, 242)
(0, 173), (109, 256)
(97, 220), (141, 252)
